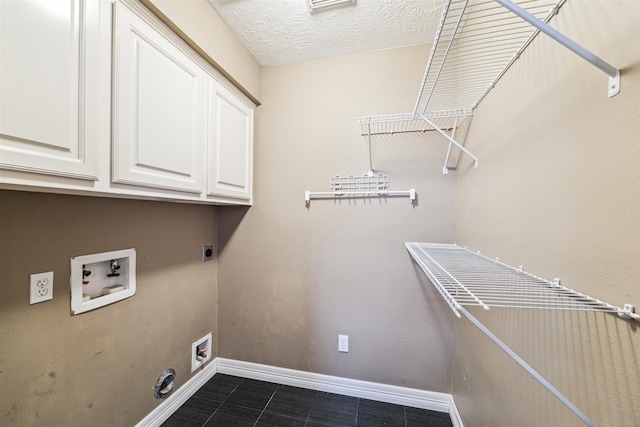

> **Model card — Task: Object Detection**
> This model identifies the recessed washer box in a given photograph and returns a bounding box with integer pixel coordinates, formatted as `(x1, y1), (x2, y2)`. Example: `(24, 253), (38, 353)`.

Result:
(70, 248), (136, 315)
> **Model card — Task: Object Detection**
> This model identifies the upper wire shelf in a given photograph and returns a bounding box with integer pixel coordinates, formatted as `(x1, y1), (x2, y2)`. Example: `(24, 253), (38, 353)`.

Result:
(357, 110), (472, 137)
(357, 0), (620, 173)
(405, 242), (639, 320)
(414, 0), (564, 115)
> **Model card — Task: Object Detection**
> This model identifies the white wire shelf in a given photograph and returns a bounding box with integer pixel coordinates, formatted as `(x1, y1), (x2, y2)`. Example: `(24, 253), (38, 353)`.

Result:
(405, 242), (639, 320)
(357, 111), (476, 174)
(357, 111), (472, 137)
(406, 241), (638, 426)
(414, 0), (565, 115)
(357, 0), (620, 172)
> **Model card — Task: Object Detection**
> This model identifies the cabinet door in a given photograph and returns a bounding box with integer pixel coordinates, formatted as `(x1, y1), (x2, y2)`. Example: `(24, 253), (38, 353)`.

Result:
(112, 2), (205, 194)
(207, 80), (253, 201)
(0, 0), (101, 180)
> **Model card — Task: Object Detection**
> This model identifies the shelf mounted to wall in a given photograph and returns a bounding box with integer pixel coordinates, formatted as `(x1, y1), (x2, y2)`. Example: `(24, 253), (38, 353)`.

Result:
(357, 110), (477, 175)
(305, 116), (417, 206)
(360, 0), (621, 174)
(406, 242), (638, 427)
(414, 0), (620, 115)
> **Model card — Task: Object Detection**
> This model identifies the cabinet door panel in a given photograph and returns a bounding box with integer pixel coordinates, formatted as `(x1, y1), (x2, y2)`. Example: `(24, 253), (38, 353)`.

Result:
(113, 3), (204, 193)
(0, 0), (99, 180)
(208, 81), (253, 201)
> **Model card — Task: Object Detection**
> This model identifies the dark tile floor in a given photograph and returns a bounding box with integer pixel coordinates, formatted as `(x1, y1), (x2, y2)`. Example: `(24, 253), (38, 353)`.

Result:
(162, 374), (453, 427)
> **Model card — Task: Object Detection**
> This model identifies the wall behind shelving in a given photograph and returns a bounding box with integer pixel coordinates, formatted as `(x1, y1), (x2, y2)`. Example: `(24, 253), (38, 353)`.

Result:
(454, 1), (640, 425)
(217, 43), (456, 393)
(0, 191), (218, 426)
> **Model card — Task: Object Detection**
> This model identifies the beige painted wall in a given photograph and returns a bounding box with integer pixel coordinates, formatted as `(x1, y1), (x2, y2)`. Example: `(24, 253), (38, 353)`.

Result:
(0, 191), (218, 426)
(453, 1), (640, 425)
(145, 0), (262, 103)
(217, 44), (455, 392)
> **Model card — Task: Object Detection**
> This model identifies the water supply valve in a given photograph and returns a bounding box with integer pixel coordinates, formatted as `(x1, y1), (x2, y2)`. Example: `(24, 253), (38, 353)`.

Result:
(196, 346), (208, 361)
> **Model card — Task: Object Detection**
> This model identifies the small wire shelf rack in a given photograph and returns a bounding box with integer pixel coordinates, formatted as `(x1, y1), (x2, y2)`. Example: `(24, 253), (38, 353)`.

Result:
(305, 173), (415, 205)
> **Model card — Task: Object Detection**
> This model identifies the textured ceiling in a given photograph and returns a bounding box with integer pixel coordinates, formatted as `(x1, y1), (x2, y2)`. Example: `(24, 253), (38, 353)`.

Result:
(207, 0), (445, 67)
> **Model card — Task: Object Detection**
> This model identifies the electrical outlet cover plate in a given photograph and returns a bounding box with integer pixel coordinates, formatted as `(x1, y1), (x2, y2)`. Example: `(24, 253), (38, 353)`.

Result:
(338, 334), (349, 353)
(30, 271), (54, 304)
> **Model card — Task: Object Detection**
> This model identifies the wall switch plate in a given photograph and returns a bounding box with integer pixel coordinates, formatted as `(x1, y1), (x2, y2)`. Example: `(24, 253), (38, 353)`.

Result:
(338, 334), (349, 353)
(202, 245), (214, 262)
(30, 271), (53, 304)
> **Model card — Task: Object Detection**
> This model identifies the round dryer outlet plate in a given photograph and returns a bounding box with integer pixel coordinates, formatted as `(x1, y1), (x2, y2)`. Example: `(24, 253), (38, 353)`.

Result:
(154, 368), (176, 399)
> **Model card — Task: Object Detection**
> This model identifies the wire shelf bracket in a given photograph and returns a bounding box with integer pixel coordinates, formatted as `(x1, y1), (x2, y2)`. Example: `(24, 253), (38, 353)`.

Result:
(494, 0), (620, 98)
(417, 113), (478, 173)
(406, 242), (638, 427)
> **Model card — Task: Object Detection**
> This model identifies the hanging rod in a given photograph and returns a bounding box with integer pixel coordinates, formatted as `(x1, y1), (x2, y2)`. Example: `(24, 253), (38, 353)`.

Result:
(305, 189), (416, 204)
(305, 174), (416, 205)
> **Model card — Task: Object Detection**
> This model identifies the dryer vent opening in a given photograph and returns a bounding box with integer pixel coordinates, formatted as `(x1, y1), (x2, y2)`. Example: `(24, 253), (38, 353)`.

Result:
(154, 368), (176, 399)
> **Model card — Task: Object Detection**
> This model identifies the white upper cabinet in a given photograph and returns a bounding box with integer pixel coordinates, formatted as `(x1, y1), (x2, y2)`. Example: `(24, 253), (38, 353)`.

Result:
(0, 0), (254, 205)
(112, 2), (206, 194)
(0, 0), (105, 180)
(207, 79), (253, 201)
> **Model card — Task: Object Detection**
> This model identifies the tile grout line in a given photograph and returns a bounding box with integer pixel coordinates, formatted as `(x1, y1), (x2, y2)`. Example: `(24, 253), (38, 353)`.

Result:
(168, 374), (452, 427)
(302, 388), (316, 427)
(200, 377), (244, 427)
(252, 383), (280, 427)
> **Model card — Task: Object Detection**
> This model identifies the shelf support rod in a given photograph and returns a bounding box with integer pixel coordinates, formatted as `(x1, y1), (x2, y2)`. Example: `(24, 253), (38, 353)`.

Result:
(442, 115), (459, 174)
(418, 113), (478, 169)
(367, 122), (374, 176)
(493, 0), (620, 97)
(459, 306), (596, 427)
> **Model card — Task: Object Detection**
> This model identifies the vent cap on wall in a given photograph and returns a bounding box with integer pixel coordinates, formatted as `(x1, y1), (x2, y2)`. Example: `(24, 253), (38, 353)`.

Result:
(306, 0), (356, 12)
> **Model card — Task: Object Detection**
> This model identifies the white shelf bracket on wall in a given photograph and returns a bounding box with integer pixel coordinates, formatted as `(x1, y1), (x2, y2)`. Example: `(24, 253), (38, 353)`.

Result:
(417, 113), (478, 171)
(494, 0), (620, 97)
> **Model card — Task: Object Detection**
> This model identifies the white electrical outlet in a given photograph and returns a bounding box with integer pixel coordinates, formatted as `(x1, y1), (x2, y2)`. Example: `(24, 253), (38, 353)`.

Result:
(30, 271), (54, 304)
(338, 334), (349, 353)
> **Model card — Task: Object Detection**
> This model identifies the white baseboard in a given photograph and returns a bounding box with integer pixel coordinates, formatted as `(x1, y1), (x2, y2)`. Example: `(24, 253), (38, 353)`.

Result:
(449, 394), (464, 427)
(137, 357), (463, 427)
